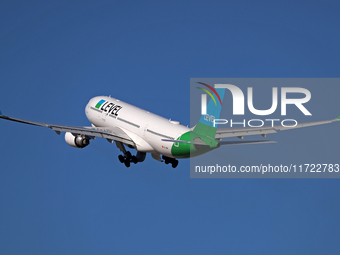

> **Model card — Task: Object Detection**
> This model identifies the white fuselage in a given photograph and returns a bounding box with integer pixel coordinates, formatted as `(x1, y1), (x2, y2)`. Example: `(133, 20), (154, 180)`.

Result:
(85, 96), (190, 157)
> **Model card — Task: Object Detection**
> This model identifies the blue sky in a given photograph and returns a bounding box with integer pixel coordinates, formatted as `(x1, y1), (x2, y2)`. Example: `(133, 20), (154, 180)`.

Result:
(1, 1), (340, 254)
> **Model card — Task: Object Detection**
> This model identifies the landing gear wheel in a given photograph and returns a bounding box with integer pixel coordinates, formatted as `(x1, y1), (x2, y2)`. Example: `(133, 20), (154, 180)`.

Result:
(124, 160), (130, 168)
(131, 156), (138, 164)
(171, 160), (179, 168)
(118, 155), (125, 163)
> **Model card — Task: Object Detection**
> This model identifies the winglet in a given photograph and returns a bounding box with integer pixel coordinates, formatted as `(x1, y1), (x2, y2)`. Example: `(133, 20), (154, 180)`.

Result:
(337, 115), (340, 120)
(0, 110), (2, 116)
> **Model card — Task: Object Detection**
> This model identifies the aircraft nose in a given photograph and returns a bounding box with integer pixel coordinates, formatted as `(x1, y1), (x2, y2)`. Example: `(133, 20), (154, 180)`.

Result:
(86, 97), (100, 112)
(88, 96), (103, 107)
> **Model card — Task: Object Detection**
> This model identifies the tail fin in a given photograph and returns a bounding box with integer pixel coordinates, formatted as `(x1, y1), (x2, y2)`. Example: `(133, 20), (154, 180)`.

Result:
(193, 83), (226, 138)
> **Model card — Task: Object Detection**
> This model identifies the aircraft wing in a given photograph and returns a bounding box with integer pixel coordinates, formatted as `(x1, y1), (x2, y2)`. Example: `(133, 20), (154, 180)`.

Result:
(215, 117), (340, 139)
(0, 112), (135, 146)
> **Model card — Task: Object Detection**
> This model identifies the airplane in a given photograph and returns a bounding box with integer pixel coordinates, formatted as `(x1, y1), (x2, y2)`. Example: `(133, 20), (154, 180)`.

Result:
(0, 84), (339, 168)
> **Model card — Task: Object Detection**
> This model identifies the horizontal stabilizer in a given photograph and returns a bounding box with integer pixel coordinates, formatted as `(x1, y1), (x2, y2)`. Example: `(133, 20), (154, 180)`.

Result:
(219, 140), (276, 146)
(216, 118), (340, 139)
(161, 139), (202, 145)
(162, 138), (275, 146)
(162, 139), (189, 143)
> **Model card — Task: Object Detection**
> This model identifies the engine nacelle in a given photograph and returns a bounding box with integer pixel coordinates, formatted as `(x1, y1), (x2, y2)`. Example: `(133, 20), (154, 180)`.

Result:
(65, 132), (90, 148)
(136, 151), (146, 162)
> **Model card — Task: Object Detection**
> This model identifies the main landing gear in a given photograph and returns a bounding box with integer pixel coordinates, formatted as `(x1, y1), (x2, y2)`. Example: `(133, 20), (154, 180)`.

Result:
(162, 155), (179, 168)
(118, 152), (179, 168)
(115, 141), (178, 168)
(115, 141), (145, 168)
(118, 151), (139, 168)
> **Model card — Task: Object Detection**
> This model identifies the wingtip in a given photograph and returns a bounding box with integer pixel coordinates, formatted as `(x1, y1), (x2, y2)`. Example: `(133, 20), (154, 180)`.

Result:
(337, 115), (340, 120)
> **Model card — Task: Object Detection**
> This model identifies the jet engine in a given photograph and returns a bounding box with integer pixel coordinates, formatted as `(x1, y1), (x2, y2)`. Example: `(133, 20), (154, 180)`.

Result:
(135, 151), (146, 162)
(65, 132), (90, 148)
